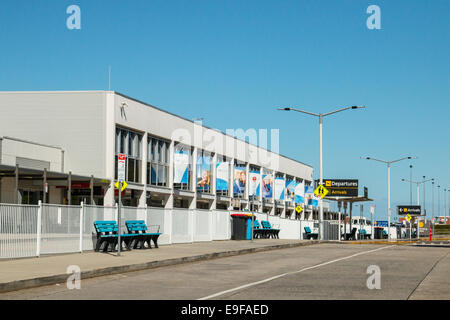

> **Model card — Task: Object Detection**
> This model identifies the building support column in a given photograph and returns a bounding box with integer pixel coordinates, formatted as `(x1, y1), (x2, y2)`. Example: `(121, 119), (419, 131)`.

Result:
(90, 175), (94, 205)
(43, 168), (47, 204)
(68, 171), (72, 206)
(15, 164), (19, 204)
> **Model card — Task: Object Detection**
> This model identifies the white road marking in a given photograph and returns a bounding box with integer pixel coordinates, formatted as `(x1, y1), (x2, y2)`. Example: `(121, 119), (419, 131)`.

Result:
(198, 245), (395, 300)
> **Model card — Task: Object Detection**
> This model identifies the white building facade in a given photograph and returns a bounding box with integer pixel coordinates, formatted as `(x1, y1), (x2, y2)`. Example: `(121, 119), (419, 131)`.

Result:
(0, 91), (320, 219)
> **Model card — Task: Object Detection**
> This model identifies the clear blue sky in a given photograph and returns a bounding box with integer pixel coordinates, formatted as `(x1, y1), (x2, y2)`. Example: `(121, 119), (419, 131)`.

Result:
(1, 0), (449, 221)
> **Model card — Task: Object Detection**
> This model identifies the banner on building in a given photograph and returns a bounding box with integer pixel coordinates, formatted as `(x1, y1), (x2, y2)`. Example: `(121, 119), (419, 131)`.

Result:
(285, 180), (295, 203)
(197, 155), (211, 192)
(274, 177), (285, 200)
(249, 170), (260, 197)
(233, 166), (246, 196)
(216, 161), (229, 191)
(173, 149), (189, 184)
(262, 174), (273, 199)
(305, 185), (319, 207)
(294, 181), (305, 204)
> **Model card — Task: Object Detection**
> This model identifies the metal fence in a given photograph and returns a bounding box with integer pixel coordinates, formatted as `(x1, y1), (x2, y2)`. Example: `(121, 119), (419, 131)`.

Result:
(0, 203), (39, 259)
(1, 201), (354, 260)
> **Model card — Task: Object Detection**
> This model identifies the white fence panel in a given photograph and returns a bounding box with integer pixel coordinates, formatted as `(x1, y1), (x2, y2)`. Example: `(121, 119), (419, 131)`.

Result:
(171, 208), (192, 243)
(194, 209), (212, 242)
(0, 203), (39, 259)
(212, 210), (231, 240)
(147, 207), (167, 243)
(40, 204), (81, 255)
(278, 217), (301, 239)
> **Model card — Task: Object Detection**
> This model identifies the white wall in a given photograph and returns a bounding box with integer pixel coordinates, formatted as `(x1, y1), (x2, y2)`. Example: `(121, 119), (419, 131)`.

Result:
(0, 91), (108, 178)
(0, 137), (63, 172)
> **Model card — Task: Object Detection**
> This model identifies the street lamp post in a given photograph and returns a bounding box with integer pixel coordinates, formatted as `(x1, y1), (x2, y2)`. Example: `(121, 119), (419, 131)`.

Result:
(362, 156), (417, 240)
(438, 185), (441, 221)
(432, 181), (435, 236)
(277, 105), (365, 240)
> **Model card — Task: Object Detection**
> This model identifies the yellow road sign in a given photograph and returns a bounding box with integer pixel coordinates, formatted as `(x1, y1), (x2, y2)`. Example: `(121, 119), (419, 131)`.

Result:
(114, 181), (128, 192)
(406, 214), (412, 222)
(314, 185), (329, 199)
(296, 205), (303, 213)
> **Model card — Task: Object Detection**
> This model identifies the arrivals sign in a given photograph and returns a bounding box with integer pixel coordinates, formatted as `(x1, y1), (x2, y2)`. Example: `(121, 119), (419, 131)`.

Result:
(315, 179), (359, 197)
(397, 205), (421, 216)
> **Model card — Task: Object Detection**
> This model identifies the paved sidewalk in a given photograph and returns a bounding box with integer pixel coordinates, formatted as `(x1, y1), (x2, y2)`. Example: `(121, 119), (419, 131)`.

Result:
(0, 239), (318, 293)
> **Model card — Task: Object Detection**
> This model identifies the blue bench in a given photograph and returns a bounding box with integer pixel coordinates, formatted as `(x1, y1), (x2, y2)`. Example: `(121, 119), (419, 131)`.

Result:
(125, 220), (161, 249)
(93, 221), (136, 252)
(359, 229), (371, 240)
(253, 220), (265, 239)
(304, 226), (318, 240)
(261, 220), (280, 239)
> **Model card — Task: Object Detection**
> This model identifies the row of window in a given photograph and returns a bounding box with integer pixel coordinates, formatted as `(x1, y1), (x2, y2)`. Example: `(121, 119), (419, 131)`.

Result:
(114, 127), (310, 197)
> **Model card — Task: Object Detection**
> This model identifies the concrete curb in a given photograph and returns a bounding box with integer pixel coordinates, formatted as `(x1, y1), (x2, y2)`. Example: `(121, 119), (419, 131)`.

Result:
(0, 240), (322, 293)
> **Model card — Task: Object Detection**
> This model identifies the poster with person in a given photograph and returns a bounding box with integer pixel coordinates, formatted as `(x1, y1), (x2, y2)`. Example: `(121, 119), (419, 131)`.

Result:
(233, 166), (246, 196)
(304, 185), (319, 206)
(197, 155), (211, 192)
(262, 174), (273, 199)
(285, 180), (296, 203)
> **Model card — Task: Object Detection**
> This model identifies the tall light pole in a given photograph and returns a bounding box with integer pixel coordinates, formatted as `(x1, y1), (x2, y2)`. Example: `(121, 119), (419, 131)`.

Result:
(277, 105), (365, 240)
(445, 188), (448, 225)
(362, 156), (417, 240)
(409, 165), (413, 204)
(438, 185), (441, 220)
(432, 181), (435, 235)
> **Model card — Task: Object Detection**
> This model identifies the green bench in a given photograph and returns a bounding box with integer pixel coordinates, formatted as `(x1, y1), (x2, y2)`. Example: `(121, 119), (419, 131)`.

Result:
(125, 220), (161, 249)
(304, 226), (318, 240)
(261, 220), (280, 239)
(359, 229), (372, 240)
(93, 221), (136, 252)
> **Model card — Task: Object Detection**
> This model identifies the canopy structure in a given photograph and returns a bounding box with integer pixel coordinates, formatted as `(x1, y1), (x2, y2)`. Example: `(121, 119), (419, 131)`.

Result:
(325, 195), (374, 240)
(0, 164), (110, 205)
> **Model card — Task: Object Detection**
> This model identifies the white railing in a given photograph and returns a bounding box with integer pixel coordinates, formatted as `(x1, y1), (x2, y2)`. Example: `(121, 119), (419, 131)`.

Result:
(1, 202), (355, 259)
(0, 203), (39, 259)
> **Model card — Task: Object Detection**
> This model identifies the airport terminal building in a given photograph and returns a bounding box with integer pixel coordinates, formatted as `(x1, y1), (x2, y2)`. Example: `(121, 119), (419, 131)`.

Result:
(0, 91), (333, 220)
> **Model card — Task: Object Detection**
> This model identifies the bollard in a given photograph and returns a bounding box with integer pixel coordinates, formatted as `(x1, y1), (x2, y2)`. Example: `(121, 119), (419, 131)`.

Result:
(429, 226), (432, 241)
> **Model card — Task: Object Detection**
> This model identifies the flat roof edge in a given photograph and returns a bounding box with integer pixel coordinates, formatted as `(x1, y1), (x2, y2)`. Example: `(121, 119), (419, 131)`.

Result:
(114, 91), (314, 169)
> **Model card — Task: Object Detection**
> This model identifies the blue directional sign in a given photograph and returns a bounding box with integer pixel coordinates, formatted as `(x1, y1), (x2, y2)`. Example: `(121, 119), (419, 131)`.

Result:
(375, 220), (388, 227)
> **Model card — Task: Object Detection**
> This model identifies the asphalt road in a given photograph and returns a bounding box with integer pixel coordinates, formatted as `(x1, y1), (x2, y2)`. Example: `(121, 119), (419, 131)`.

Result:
(1, 243), (448, 300)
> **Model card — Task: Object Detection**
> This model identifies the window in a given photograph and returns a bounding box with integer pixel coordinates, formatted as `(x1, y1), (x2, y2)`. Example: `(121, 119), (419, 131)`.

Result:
(115, 127), (143, 183)
(147, 136), (170, 187)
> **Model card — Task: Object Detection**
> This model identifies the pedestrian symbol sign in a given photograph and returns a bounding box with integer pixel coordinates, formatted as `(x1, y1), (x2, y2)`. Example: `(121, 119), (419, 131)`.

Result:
(296, 205), (303, 213)
(314, 185), (329, 199)
(115, 181), (128, 192)
(406, 214), (412, 222)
